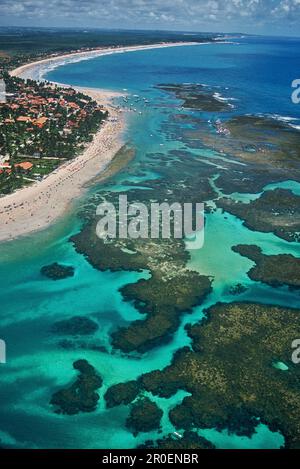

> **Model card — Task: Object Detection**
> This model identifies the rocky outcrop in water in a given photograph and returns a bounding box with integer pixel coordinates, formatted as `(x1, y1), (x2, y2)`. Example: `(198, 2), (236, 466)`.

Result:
(218, 189), (300, 242)
(50, 359), (102, 415)
(104, 380), (140, 408)
(40, 262), (75, 280)
(126, 397), (163, 436)
(232, 244), (300, 289)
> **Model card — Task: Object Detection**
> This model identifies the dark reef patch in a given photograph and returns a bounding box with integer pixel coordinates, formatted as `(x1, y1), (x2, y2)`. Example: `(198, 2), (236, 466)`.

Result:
(180, 114), (300, 194)
(139, 303), (300, 447)
(126, 397), (163, 436)
(64, 81), (300, 448)
(232, 244), (300, 289)
(198, 115), (300, 170)
(58, 339), (107, 353)
(71, 224), (212, 353)
(104, 380), (140, 408)
(218, 189), (300, 242)
(40, 262), (75, 280)
(107, 303), (300, 448)
(156, 84), (232, 112)
(111, 270), (212, 353)
(70, 145), (215, 353)
(51, 316), (99, 335)
(50, 359), (102, 415)
(228, 283), (248, 296)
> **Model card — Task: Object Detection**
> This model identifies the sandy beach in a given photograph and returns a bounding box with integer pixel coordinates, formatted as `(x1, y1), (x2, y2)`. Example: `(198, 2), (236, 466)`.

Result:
(0, 87), (125, 242)
(0, 41), (199, 242)
(10, 41), (199, 80)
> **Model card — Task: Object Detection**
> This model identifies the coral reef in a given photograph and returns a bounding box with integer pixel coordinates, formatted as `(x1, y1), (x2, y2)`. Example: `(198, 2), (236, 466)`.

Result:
(51, 316), (99, 335)
(50, 359), (102, 415)
(40, 262), (75, 280)
(232, 245), (300, 288)
(126, 397), (163, 435)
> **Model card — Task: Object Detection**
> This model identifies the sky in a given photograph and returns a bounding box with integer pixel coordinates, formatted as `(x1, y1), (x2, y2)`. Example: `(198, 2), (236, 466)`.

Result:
(0, 0), (300, 37)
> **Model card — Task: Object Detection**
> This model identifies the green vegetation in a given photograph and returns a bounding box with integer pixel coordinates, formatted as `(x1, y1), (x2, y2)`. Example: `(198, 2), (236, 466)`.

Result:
(0, 167), (32, 193)
(0, 27), (215, 71)
(0, 73), (107, 194)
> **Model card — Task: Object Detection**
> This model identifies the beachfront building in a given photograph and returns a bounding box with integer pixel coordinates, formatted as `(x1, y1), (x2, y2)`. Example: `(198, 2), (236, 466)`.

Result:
(0, 73), (108, 194)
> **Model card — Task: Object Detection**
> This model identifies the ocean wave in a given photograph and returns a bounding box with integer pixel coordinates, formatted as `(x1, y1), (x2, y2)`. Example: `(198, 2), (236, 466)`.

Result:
(267, 114), (298, 123)
(212, 92), (236, 108)
(213, 92), (236, 102)
(251, 113), (300, 130)
(267, 114), (300, 131)
(20, 48), (126, 82)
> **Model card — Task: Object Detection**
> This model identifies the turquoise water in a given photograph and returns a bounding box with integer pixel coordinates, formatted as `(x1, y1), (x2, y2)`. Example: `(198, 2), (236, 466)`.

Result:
(0, 37), (300, 449)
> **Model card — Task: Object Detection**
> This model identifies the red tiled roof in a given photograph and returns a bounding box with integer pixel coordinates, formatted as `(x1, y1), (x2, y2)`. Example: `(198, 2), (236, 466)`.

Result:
(17, 116), (32, 123)
(34, 116), (48, 126)
(14, 162), (33, 170)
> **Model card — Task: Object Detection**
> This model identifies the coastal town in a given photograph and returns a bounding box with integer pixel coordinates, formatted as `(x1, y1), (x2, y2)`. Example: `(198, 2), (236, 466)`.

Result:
(0, 72), (108, 194)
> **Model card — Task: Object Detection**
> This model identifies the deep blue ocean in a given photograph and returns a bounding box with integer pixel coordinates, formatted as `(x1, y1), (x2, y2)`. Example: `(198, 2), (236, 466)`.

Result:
(0, 36), (300, 449)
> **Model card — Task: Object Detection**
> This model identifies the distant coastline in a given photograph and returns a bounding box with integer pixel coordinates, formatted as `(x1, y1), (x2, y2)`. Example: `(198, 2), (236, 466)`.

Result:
(0, 41), (202, 242)
(10, 41), (201, 81)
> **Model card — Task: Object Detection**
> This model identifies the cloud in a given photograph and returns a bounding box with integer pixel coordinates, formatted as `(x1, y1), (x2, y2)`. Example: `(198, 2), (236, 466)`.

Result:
(0, 0), (300, 34)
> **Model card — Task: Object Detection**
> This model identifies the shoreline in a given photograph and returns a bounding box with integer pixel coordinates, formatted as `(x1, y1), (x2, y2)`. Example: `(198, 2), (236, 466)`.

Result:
(0, 41), (201, 243)
(0, 87), (125, 243)
(10, 41), (200, 80)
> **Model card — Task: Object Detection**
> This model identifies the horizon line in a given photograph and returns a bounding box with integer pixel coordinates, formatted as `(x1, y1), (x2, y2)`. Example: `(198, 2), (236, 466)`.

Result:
(0, 25), (300, 40)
